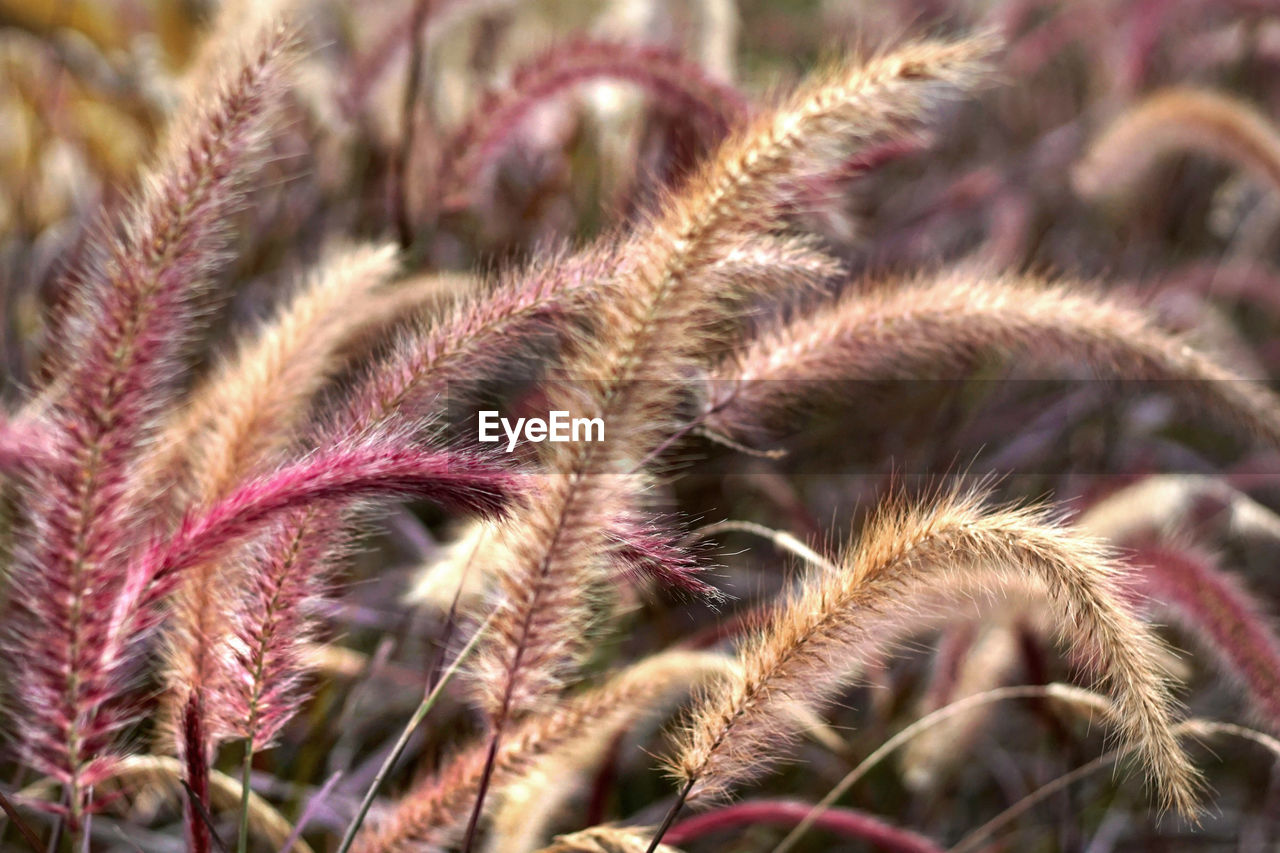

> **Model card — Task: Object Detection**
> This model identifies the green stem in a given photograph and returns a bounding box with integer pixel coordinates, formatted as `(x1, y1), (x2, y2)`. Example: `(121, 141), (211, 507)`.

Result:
(237, 744), (254, 853)
(334, 611), (495, 853)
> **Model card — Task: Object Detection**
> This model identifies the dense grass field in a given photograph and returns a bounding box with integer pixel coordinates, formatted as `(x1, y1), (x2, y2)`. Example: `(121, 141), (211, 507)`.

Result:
(3, 1), (1280, 850)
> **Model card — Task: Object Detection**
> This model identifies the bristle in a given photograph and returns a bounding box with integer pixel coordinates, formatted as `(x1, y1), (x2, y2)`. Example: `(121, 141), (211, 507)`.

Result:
(180, 243), (603, 762)
(703, 235), (844, 294)
(177, 0), (296, 103)
(652, 33), (995, 246)
(0, 416), (53, 473)
(335, 269), (480, 354)
(217, 513), (339, 749)
(407, 507), (716, 615)
(41, 24), (292, 409)
(610, 513), (719, 599)
(467, 469), (634, 716)
(80, 435), (518, 771)
(339, 243), (618, 434)
(669, 487), (1200, 817)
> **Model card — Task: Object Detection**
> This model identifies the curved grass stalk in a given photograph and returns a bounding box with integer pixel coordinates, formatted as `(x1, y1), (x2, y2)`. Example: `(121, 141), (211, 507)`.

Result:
(771, 683), (1114, 853)
(333, 610), (496, 853)
(688, 520), (836, 573)
(949, 719), (1280, 853)
(668, 800), (942, 852)
(438, 39), (750, 208)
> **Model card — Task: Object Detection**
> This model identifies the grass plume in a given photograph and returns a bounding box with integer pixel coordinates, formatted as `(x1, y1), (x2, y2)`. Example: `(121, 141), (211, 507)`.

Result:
(1076, 87), (1280, 202)
(4, 23), (293, 826)
(667, 487), (1198, 818)
(440, 39), (751, 208)
(705, 271), (1280, 449)
(470, 27), (996, 730)
(155, 243), (400, 750)
(1126, 544), (1280, 735)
